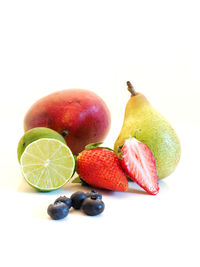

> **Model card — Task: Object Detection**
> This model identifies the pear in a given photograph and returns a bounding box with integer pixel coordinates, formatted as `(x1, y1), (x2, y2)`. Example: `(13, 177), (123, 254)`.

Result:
(114, 81), (181, 179)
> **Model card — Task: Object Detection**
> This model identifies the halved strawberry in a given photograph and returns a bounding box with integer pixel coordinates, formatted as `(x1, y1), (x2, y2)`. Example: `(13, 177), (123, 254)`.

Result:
(120, 138), (159, 195)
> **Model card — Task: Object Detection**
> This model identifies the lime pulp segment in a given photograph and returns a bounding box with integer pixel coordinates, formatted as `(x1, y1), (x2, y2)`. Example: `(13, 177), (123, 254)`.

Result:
(20, 138), (75, 191)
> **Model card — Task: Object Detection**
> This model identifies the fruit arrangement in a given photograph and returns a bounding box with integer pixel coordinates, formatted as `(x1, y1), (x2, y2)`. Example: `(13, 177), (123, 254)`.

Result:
(17, 82), (181, 218)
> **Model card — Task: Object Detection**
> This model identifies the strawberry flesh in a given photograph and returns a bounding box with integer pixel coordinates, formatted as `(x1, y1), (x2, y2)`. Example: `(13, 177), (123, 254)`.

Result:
(120, 138), (159, 195)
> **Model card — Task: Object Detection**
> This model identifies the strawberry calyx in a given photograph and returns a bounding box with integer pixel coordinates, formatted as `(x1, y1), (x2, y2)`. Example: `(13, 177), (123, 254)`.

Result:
(85, 142), (114, 152)
(85, 142), (103, 150)
(117, 145), (124, 159)
(72, 176), (89, 185)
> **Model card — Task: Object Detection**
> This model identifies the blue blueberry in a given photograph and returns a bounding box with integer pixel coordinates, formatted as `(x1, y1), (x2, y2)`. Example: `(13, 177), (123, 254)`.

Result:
(70, 191), (87, 209)
(54, 196), (72, 209)
(47, 202), (69, 220)
(82, 198), (105, 216)
(86, 190), (102, 200)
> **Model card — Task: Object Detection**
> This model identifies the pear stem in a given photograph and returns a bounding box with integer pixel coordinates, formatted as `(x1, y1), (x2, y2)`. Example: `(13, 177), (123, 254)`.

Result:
(127, 81), (137, 96)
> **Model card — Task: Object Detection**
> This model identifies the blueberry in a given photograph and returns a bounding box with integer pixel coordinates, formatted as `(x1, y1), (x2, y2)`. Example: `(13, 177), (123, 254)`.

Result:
(82, 198), (105, 216)
(86, 190), (102, 200)
(70, 191), (87, 209)
(47, 202), (69, 220)
(54, 196), (72, 209)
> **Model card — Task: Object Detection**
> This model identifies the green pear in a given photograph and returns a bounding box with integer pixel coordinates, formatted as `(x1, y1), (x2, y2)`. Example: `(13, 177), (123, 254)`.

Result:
(114, 82), (181, 179)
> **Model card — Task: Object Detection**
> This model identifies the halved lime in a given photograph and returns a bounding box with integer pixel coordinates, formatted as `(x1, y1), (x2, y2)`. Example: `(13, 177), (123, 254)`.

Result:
(20, 138), (75, 191)
(17, 127), (67, 163)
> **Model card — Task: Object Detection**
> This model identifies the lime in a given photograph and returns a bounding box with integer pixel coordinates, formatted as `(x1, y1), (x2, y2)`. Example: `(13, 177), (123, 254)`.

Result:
(20, 138), (75, 191)
(17, 127), (66, 162)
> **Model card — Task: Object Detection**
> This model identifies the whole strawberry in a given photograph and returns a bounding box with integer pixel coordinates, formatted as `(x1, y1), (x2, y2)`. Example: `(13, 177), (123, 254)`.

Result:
(76, 144), (128, 192)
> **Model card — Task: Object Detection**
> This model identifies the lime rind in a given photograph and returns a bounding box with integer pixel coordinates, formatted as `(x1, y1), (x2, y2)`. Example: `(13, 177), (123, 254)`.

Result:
(20, 138), (75, 191)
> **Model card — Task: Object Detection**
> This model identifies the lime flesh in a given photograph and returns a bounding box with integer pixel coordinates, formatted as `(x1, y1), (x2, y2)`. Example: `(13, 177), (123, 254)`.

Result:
(20, 138), (75, 191)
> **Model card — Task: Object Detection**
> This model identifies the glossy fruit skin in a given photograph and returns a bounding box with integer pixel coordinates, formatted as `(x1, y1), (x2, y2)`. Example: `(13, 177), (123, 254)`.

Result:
(77, 148), (128, 192)
(114, 92), (181, 179)
(82, 198), (105, 216)
(47, 202), (69, 220)
(70, 191), (87, 209)
(86, 190), (102, 200)
(54, 196), (72, 209)
(24, 89), (111, 155)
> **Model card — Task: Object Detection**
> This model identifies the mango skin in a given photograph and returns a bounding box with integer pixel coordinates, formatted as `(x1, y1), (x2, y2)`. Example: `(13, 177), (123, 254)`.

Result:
(24, 89), (111, 155)
(114, 93), (181, 179)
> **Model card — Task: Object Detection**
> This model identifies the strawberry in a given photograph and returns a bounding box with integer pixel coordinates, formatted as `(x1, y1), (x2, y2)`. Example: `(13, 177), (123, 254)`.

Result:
(76, 147), (128, 192)
(120, 138), (159, 195)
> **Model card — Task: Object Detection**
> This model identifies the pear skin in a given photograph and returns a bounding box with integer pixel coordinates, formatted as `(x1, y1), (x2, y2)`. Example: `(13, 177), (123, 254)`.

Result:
(114, 82), (181, 179)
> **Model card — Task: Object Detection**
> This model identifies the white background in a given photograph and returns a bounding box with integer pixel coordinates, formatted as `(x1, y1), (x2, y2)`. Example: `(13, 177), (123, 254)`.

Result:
(0, 1), (200, 266)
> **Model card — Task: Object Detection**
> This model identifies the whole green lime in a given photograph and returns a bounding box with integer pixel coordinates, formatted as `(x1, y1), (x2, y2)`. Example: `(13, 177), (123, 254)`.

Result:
(17, 127), (66, 162)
